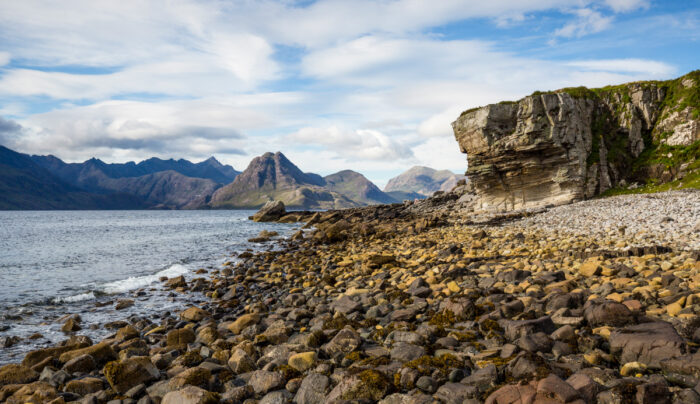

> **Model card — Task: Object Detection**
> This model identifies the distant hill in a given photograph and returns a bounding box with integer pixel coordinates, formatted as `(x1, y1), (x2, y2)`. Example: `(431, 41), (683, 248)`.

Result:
(26, 153), (240, 209)
(0, 146), (144, 210)
(323, 170), (397, 205)
(2, 146), (400, 210)
(31, 155), (239, 186)
(385, 166), (466, 197)
(209, 152), (361, 209)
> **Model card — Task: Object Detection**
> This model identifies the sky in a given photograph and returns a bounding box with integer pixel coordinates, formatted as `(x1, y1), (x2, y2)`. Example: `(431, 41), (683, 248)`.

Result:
(0, 0), (698, 187)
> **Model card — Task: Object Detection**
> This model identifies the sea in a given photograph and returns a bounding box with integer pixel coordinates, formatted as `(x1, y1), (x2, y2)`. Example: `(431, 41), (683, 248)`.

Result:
(0, 210), (296, 365)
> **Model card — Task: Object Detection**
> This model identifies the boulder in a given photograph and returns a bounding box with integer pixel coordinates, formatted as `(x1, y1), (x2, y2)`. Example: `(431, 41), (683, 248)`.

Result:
(169, 367), (211, 390)
(180, 307), (210, 322)
(62, 353), (96, 373)
(252, 201), (286, 222)
(322, 326), (362, 357)
(162, 386), (219, 404)
(228, 313), (261, 334)
(294, 373), (329, 404)
(167, 327), (196, 347)
(59, 341), (116, 365)
(228, 348), (256, 374)
(325, 369), (391, 402)
(609, 322), (686, 368)
(583, 299), (635, 327)
(288, 352), (317, 372)
(248, 370), (285, 395)
(63, 377), (104, 395)
(436, 382), (479, 404)
(0, 363), (39, 386)
(103, 356), (160, 394)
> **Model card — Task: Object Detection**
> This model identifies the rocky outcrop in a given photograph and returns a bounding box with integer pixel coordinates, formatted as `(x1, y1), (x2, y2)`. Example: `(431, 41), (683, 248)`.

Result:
(452, 70), (699, 212)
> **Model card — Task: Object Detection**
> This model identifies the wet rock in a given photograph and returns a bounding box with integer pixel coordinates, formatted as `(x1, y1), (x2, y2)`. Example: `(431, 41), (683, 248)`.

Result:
(609, 321), (686, 368)
(485, 382), (537, 404)
(103, 356), (160, 394)
(165, 275), (187, 289)
(116, 299), (135, 310)
(116, 325), (140, 342)
(62, 317), (82, 333)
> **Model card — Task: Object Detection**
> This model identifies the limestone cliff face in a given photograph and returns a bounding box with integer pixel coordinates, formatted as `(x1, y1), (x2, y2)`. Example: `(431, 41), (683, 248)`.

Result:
(452, 71), (699, 212)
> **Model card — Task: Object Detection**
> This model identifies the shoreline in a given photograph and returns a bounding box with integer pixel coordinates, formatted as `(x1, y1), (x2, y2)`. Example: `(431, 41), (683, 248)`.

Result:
(0, 189), (699, 403)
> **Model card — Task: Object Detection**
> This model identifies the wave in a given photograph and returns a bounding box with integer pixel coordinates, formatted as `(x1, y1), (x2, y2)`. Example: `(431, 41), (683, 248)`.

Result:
(101, 264), (189, 294)
(50, 264), (189, 303)
(52, 291), (96, 303)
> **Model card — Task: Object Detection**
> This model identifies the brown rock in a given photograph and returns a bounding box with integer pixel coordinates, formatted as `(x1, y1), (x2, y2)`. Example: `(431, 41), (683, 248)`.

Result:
(167, 327), (196, 347)
(0, 363), (39, 386)
(103, 356), (160, 394)
(227, 313), (260, 334)
(180, 307), (210, 322)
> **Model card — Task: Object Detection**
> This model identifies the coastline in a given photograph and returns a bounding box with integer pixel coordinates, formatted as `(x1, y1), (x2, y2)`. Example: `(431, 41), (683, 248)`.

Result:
(1, 189), (699, 403)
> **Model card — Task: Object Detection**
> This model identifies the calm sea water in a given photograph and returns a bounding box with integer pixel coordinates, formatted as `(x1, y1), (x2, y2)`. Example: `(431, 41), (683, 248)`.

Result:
(0, 210), (295, 364)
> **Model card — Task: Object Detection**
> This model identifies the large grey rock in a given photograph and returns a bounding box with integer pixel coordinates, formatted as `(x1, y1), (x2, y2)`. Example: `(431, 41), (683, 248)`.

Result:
(162, 386), (218, 404)
(609, 321), (686, 368)
(248, 370), (285, 395)
(294, 373), (329, 404)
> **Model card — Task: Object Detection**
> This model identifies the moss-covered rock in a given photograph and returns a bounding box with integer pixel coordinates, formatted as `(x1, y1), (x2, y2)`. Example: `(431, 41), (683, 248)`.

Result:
(103, 356), (160, 394)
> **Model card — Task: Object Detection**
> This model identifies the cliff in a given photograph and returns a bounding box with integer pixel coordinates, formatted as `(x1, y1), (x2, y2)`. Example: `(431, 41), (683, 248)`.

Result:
(452, 70), (700, 211)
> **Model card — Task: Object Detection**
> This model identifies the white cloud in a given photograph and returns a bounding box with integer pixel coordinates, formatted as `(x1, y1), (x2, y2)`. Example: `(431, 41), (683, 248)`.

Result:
(555, 8), (614, 37)
(289, 126), (414, 161)
(567, 59), (675, 75)
(0, 52), (10, 66)
(411, 137), (468, 174)
(602, 0), (649, 13)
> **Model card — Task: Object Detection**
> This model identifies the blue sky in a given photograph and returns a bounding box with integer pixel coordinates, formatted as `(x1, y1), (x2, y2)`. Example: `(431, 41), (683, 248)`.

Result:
(0, 0), (698, 187)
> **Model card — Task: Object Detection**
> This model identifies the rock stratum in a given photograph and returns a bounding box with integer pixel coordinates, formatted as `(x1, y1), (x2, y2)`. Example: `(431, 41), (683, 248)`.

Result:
(452, 70), (700, 212)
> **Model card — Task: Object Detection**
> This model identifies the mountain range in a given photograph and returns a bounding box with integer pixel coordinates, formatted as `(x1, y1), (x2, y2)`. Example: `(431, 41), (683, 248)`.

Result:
(384, 166), (466, 197)
(0, 145), (463, 210)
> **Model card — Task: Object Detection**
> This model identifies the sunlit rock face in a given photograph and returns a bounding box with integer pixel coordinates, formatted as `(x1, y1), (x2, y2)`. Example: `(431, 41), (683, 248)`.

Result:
(452, 72), (698, 212)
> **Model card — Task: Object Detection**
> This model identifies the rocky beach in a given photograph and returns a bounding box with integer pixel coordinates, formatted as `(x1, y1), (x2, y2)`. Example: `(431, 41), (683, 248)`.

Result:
(0, 185), (698, 403)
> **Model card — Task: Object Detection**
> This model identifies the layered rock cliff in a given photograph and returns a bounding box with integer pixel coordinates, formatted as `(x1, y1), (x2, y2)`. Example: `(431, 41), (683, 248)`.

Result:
(452, 70), (699, 211)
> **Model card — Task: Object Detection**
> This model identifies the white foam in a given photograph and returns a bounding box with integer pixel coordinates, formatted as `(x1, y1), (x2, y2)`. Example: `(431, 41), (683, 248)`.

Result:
(101, 264), (189, 294)
(53, 291), (95, 303)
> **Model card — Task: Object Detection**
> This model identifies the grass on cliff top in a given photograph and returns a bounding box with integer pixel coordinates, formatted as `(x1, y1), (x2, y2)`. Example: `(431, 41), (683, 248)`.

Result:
(601, 168), (700, 196)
